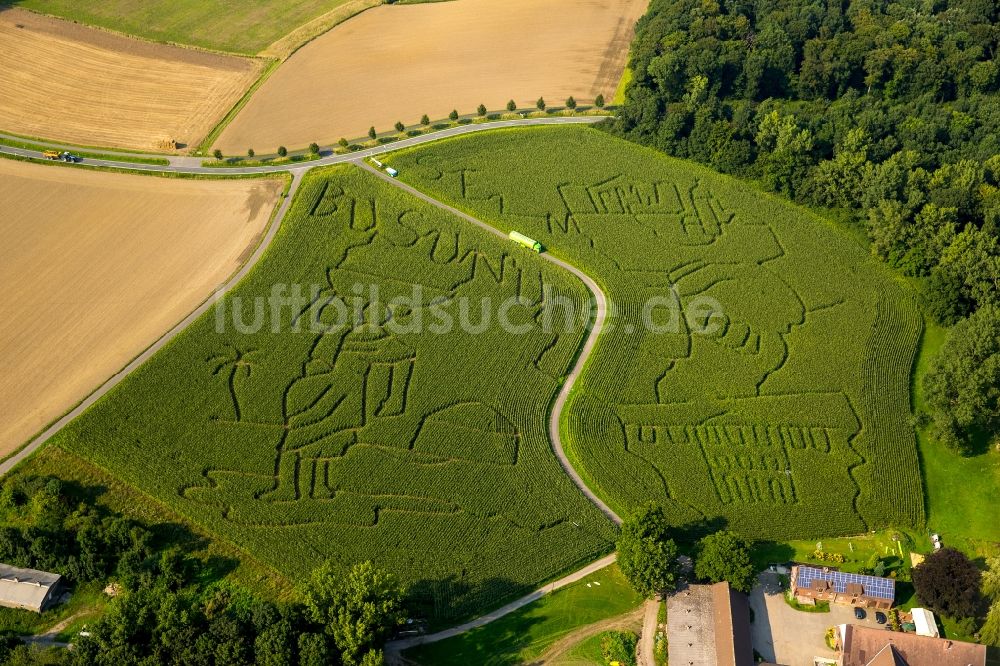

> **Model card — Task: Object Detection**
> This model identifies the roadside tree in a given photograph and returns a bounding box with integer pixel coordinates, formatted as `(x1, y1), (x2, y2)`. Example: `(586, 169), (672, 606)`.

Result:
(616, 504), (679, 598)
(695, 530), (756, 593)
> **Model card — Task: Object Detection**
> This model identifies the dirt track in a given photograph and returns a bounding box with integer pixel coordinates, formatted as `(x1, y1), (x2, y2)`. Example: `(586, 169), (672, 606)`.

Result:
(216, 0), (646, 152)
(0, 159), (283, 457)
(0, 8), (261, 151)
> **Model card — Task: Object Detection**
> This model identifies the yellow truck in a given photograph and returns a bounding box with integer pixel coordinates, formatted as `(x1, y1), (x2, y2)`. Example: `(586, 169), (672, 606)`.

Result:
(508, 230), (543, 252)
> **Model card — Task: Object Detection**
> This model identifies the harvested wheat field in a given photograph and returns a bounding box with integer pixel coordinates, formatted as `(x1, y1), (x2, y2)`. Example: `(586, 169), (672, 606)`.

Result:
(0, 8), (261, 151)
(215, 0), (645, 152)
(0, 159), (283, 456)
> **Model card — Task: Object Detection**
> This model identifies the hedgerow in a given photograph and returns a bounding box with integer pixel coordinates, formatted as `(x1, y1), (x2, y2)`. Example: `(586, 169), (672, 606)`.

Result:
(50, 164), (617, 621)
(389, 125), (925, 539)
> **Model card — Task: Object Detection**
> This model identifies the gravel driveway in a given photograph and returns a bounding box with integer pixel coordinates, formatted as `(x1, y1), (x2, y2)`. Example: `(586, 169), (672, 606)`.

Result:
(749, 571), (887, 666)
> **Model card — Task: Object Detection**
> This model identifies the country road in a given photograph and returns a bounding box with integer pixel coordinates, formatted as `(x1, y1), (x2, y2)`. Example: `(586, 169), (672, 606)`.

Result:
(2, 115), (625, 652)
(0, 116), (605, 175)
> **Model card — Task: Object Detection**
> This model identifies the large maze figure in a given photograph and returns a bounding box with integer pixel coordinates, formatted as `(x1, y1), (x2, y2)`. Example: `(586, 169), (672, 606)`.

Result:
(185, 178), (572, 529)
(544, 174), (865, 533)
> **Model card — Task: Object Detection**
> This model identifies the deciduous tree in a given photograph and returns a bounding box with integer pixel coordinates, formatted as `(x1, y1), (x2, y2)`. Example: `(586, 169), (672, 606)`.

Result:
(695, 530), (756, 593)
(616, 505), (679, 598)
(912, 548), (982, 619)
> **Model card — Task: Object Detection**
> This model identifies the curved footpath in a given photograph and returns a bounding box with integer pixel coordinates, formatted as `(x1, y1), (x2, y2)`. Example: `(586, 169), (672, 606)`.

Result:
(2, 115), (629, 654)
(358, 162), (624, 656)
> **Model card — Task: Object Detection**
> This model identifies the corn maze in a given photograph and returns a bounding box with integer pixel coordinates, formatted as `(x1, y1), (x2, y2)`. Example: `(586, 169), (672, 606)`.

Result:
(51, 165), (618, 620)
(388, 126), (925, 539)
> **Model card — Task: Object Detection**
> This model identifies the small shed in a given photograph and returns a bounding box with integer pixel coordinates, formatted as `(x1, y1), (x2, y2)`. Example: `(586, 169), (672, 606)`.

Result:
(911, 607), (940, 638)
(0, 564), (63, 613)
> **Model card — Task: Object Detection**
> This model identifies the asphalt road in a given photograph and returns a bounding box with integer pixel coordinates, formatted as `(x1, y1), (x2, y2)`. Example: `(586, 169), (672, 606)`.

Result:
(0, 116), (605, 174)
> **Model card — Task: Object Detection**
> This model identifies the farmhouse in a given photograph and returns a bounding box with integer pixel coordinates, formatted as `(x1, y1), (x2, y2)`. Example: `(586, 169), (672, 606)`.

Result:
(0, 564), (63, 613)
(667, 582), (753, 666)
(790, 565), (894, 610)
(835, 623), (985, 666)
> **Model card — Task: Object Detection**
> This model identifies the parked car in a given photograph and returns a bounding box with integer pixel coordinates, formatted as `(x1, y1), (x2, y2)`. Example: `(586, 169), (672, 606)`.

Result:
(875, 611), (887, 624)
(854, 607), (867, 620)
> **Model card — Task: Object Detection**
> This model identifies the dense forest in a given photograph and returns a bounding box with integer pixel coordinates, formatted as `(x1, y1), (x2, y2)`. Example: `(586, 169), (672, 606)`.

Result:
(617, 0), (1000, 451)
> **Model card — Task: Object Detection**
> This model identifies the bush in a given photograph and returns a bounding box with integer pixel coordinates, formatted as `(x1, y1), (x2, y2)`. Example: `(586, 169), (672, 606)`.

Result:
(923, 305), (1000, 453)
(338, 138), (349, 148)
(600, 630), (638, 666)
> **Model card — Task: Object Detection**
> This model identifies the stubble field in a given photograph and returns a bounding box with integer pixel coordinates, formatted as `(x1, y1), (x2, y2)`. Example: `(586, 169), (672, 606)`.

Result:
(0, 8), (261, 151)
(215, 0), (646, 152)
(0, 158), (284, 457)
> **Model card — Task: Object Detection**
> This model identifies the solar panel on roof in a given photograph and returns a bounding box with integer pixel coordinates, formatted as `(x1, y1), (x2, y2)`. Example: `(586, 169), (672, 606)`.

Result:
(795, 566), (894, 600)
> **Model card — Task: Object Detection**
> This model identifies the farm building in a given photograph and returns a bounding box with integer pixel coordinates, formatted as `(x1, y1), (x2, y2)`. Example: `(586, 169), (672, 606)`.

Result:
(835, 623), (985, 666)
(790, 565), (894, 610)
(667, 582), (753, 666)
(0, 564), (63, 612)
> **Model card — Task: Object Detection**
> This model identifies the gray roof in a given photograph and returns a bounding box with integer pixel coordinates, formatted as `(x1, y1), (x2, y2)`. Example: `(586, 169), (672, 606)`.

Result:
(667, 582), (754, 666)
(0, 564), (62, 612)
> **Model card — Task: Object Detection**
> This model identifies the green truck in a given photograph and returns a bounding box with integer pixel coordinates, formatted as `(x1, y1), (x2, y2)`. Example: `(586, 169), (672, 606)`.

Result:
(508, 230), (542, 252)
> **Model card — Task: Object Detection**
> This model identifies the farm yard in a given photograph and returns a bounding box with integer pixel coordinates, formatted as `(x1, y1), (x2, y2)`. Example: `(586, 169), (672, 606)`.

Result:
(388, 126), (926, 540)
(0, 158), (284, 458)
(0, 8), (261, 151)
(49, 164), (618, 621)
(9, 0), (365, 55)
(214, 0), (645, 153)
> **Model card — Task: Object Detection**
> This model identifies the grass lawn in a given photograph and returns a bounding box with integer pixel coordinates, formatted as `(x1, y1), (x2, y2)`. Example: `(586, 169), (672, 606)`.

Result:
(612, 67), (632, 106)
(404, 565), (643, 666)
(911, 320), (1000, 556)
(552, 631), (605, 665)
(753, 529), (925, 608)
(14, 0), (356, 54)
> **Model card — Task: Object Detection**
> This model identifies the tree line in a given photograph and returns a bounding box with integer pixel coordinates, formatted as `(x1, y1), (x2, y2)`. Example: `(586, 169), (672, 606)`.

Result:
(616, 0), (1000, 452)
(0, 476), (405, 666)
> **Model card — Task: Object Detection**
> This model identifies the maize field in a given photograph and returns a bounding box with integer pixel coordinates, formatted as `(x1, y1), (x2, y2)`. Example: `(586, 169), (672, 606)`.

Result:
(51, 164), (618, 620)
(388, 126), (925, 539)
